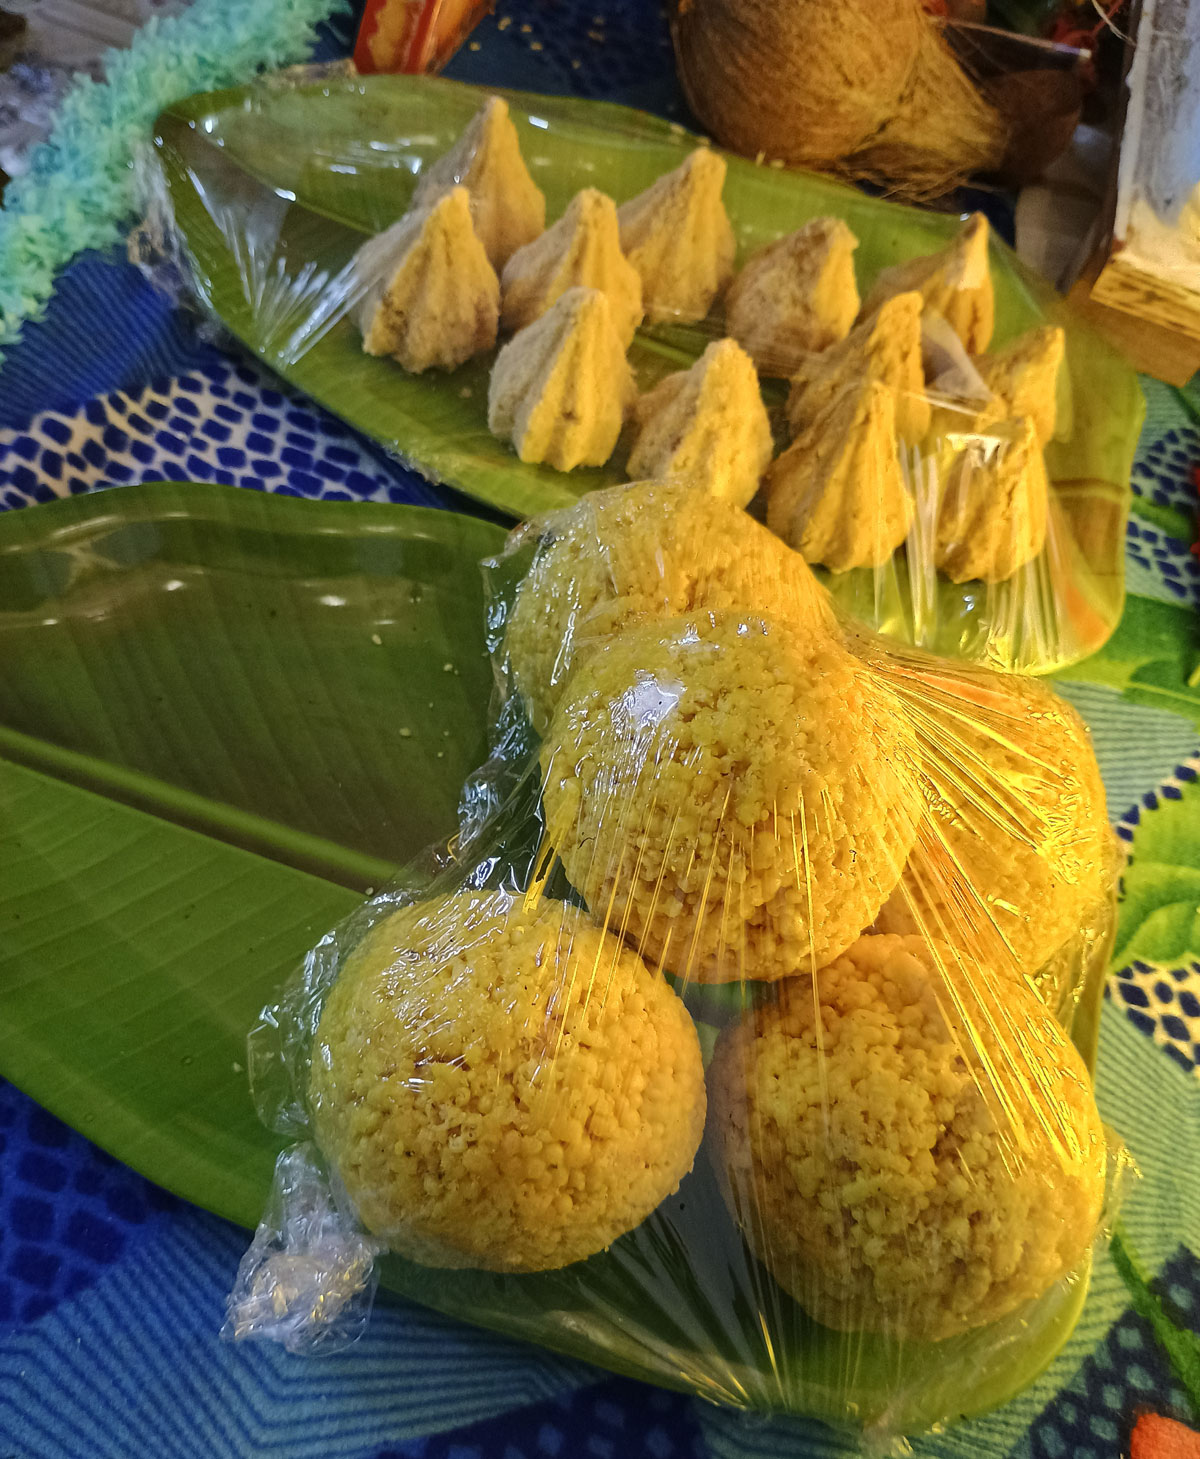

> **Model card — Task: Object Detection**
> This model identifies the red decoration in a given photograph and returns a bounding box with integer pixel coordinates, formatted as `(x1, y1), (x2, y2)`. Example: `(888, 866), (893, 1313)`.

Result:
(1132, 1414), (1200, 1459)
(354, 0), (491, 75)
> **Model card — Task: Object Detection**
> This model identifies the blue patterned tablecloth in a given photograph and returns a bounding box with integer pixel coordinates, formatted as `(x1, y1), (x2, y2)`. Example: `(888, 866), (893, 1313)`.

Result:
(1, 5), (1198, 1458)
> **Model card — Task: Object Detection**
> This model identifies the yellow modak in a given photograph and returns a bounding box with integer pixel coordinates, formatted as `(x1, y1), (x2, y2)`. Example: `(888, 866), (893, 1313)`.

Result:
(935, 413), (1049, 582)
(617, 147), (736, 323)
(709, 934), (1107, 1341)
(310, 891), (705, 1273)
(540, 612), (923, 982)
(726, 217), (860, 377)
(766, 379), (912, 571)
(488, 286), (636, 471)
(411, 96), (546, 272)
(787, 291), (930, 444)
(626, 339), (772, 507)
(354, 187), (499, 373)
(500, 188), (644, 345)
(861, 212), (994, 354)
(974, 324), (1066, 446)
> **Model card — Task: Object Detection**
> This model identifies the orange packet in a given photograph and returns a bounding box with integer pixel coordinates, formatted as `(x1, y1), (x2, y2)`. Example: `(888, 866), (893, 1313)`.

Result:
(354, 0), (494, 74)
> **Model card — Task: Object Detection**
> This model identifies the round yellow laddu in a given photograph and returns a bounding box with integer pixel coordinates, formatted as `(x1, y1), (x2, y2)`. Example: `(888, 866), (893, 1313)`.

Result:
(503, 481), (836, 733)
(868, 655), (1112, 988)
(708, 933), (1108, 1341)
(539, 612), (923, 982)
(309, 891), (705, 1273)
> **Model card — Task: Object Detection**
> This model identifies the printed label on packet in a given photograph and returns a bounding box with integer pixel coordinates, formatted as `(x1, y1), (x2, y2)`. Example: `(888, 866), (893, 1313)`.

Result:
(354, 0), (493, 74)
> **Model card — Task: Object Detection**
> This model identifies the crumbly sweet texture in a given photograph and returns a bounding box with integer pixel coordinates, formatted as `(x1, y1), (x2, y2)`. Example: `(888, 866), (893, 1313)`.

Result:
(617, 148), (736, 324)
(488, 287), (636, 471)
(540, 613), (923, 982)
(786, 292), (931, 444)
(310, 891), (705, 1273)
(726, 217), (860, 377)
(355, 187), (499, 373)
(503, 481), (836, 732)
(869, 656), (1113, 982)
(766, 379), (912, 571)
(626, 338), (773, 507)
(860, 212), (994, 354)
(500, 188), (644, 345)
(935, 413), (1049, 582)
(411, 96), (547, 272)
(708, 933), (1108, 1341)
(974, 325), (1065, 446)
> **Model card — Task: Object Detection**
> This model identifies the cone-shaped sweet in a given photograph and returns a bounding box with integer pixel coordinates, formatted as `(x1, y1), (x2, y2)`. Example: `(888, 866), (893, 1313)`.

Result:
(787, 292), (930, 444)
(488, 287), (636, 471)
(355, 187), (499, 373)
(935, 414), (1049, 582)
(860, 212), (994, 354)
(725, 217), (860, 377)
(617, 148), (736, 324)
(766, 380), (911, 571)
(411, 95), (546, 272)
(974, 325), (1065, 445)
(500, 189), (643, 345)
(627, 339), (772, 506)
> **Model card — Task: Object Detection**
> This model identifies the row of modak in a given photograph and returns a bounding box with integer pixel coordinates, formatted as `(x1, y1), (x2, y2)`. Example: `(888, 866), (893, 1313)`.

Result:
(352, 96), (1065, 586)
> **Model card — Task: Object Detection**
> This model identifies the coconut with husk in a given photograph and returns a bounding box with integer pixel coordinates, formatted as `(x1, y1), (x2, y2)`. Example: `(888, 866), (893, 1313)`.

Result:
(670, 0), (1006, 196)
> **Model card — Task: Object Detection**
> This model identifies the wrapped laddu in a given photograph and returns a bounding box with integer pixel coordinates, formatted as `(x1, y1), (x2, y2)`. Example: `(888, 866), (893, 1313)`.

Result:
(497, 480), (836, 733)
(310, 890), (706, 1272)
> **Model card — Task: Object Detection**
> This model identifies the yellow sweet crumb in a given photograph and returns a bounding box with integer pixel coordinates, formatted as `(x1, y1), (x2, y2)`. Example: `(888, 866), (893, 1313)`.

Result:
(503, 482), (835, 732)
(869, 654), (1114, 984)
(310, 892), (706, 1272)
(709, 933), (1107, 1340)
(540, 612), (923, 982)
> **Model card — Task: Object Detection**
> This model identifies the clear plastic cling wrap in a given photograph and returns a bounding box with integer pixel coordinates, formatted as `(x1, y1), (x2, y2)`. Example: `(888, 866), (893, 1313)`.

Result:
(148, 74), (1144, 674)
(232, 480), (1133, 1438)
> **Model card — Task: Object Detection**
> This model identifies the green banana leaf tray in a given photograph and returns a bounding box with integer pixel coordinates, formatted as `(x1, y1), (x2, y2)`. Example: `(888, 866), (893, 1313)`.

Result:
(151, 72), (1145, 673)
(0, 481), (1112, 1430)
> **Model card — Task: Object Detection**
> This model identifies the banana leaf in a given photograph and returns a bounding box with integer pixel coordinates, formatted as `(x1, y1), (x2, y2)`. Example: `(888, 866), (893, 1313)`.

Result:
(152, 71), (1143, 671)
(0, 481), (1105, 1429)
